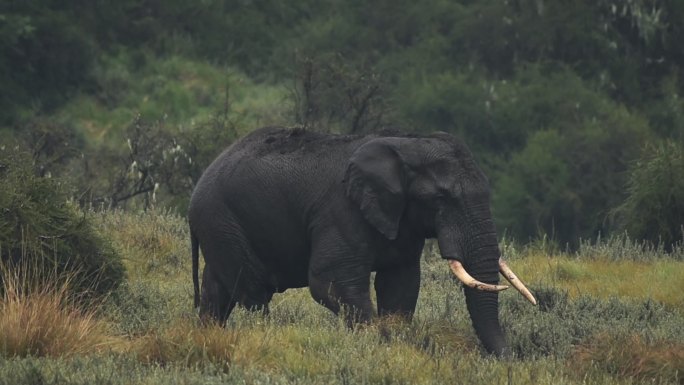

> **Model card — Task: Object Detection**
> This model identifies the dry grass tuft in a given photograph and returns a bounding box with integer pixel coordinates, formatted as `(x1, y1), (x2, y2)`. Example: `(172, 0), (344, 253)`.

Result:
(0, 269), (112, 358)
(128, 320), (261, 371)
(569, 332), (684, 384)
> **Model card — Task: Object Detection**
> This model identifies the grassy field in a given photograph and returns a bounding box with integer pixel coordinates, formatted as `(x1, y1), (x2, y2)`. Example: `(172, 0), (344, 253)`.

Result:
(1, 210), (682, 385)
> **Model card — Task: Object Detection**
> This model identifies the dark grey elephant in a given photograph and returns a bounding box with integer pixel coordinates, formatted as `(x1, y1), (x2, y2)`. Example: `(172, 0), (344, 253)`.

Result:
(189, 127), (536, 356)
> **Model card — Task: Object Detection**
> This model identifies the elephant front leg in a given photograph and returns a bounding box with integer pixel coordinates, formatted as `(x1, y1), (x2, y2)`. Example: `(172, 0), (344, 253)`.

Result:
(308, 227), (375, 325)
(309, 270), (374, 326)
(375, 261), (420, 319)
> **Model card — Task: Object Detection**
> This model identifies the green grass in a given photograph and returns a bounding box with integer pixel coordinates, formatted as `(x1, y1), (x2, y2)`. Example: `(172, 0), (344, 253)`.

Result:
(1, 210), (683, 384)
(512, 254), (684, 310)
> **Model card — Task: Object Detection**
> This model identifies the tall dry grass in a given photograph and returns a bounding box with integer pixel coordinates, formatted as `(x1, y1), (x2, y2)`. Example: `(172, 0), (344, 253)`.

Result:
(128, 320), (246, 371)
(0, 265), (112, 358)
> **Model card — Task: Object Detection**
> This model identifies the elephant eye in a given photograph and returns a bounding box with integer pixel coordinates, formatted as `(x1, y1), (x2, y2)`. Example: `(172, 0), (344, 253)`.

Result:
(414, 189), (437, 200)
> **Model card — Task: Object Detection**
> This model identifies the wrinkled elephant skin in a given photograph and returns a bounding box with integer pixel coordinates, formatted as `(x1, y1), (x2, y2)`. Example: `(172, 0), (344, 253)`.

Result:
(189, 127), (518, 356)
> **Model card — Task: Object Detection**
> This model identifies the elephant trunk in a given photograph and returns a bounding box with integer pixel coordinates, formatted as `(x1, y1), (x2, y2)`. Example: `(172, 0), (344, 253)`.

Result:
(465, 283), (507, 356)
(437, 218), (509, 356)
(461, 240), (508, 356)
(445, 243), (537, 355)
(462, 242), (508, 356)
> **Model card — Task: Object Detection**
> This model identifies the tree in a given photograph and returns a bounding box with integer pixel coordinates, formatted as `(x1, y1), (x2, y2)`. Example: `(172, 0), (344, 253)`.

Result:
(612, 140), (684, 250)
(292, 54), (388, 134)
(492, 107), (650, 247)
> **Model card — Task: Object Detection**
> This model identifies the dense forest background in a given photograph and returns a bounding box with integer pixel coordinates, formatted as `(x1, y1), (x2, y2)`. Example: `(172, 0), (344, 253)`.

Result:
(1, 0), (683, 248)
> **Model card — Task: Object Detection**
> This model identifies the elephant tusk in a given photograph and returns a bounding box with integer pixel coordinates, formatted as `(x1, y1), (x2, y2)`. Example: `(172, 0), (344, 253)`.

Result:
(498, 258), (537, 305)
(448, 260), (509, 292)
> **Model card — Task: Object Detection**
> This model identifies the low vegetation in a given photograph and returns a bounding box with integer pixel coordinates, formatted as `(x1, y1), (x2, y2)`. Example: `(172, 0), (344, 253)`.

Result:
(1, 210), (682, 384)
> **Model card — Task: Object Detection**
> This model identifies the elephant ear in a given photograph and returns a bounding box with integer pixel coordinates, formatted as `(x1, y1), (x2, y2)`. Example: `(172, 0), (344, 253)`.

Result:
(344, 139), (406, 240)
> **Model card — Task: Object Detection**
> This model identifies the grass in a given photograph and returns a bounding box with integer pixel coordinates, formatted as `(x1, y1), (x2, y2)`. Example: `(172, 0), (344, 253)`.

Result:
(92, 209), (189, 280)
(1, 210), (683, 384)
(0, 266), (113, 358)
(569, 333), (684, 384)
(512, 254), (684, 310)
(128, 320), (243, 370)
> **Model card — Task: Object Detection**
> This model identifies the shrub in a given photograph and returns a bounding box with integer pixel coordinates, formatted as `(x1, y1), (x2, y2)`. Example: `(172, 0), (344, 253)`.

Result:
(0, 147), (124, 300)
(612, 140), (684, 250)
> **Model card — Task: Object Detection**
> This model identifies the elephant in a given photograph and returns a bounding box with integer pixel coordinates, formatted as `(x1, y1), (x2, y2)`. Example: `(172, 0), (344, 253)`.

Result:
(189, 126), (536, 356)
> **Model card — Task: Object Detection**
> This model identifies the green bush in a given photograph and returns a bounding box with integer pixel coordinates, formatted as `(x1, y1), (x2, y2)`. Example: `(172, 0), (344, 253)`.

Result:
(491, 85), (651, 246)
(612, 140), (684, 250)
(0, 147), (124, 300)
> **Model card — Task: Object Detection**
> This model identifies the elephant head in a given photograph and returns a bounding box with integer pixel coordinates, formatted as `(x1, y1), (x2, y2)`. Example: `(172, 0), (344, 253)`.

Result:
(345, 134), (536, 356)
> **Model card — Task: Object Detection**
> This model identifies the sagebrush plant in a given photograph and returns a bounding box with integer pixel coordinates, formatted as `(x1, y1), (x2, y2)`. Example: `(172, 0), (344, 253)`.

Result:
(0, 262), (112, 358)
(502, 287), (684, 359)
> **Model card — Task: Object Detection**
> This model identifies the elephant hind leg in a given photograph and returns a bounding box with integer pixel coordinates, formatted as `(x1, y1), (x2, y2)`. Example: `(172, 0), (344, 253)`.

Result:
(200, 266), (236, 325)
(199, 263), (272, 324)
(198, 216), (273, 323)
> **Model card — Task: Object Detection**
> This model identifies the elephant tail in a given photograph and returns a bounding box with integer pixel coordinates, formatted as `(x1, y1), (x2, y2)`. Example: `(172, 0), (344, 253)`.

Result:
(191, 230), (200, 309)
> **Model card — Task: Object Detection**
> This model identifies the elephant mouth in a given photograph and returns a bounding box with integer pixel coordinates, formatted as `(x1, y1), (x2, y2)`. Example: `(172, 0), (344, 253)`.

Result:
(448, 259), (537, 305)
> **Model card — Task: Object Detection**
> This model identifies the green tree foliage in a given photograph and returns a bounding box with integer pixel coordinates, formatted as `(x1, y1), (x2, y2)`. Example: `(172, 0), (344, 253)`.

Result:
(1, 0), (682, 246)
(612, 141), (684, 249)
(0, 3), (94, 123)
(489, 68), (652, 244)
(0, 148), (124, 300)
(493, 114), (649, 245)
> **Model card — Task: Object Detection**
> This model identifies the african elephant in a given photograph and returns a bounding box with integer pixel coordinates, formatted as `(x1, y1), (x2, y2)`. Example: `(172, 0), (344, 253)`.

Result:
(189, 127), (536, 356)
